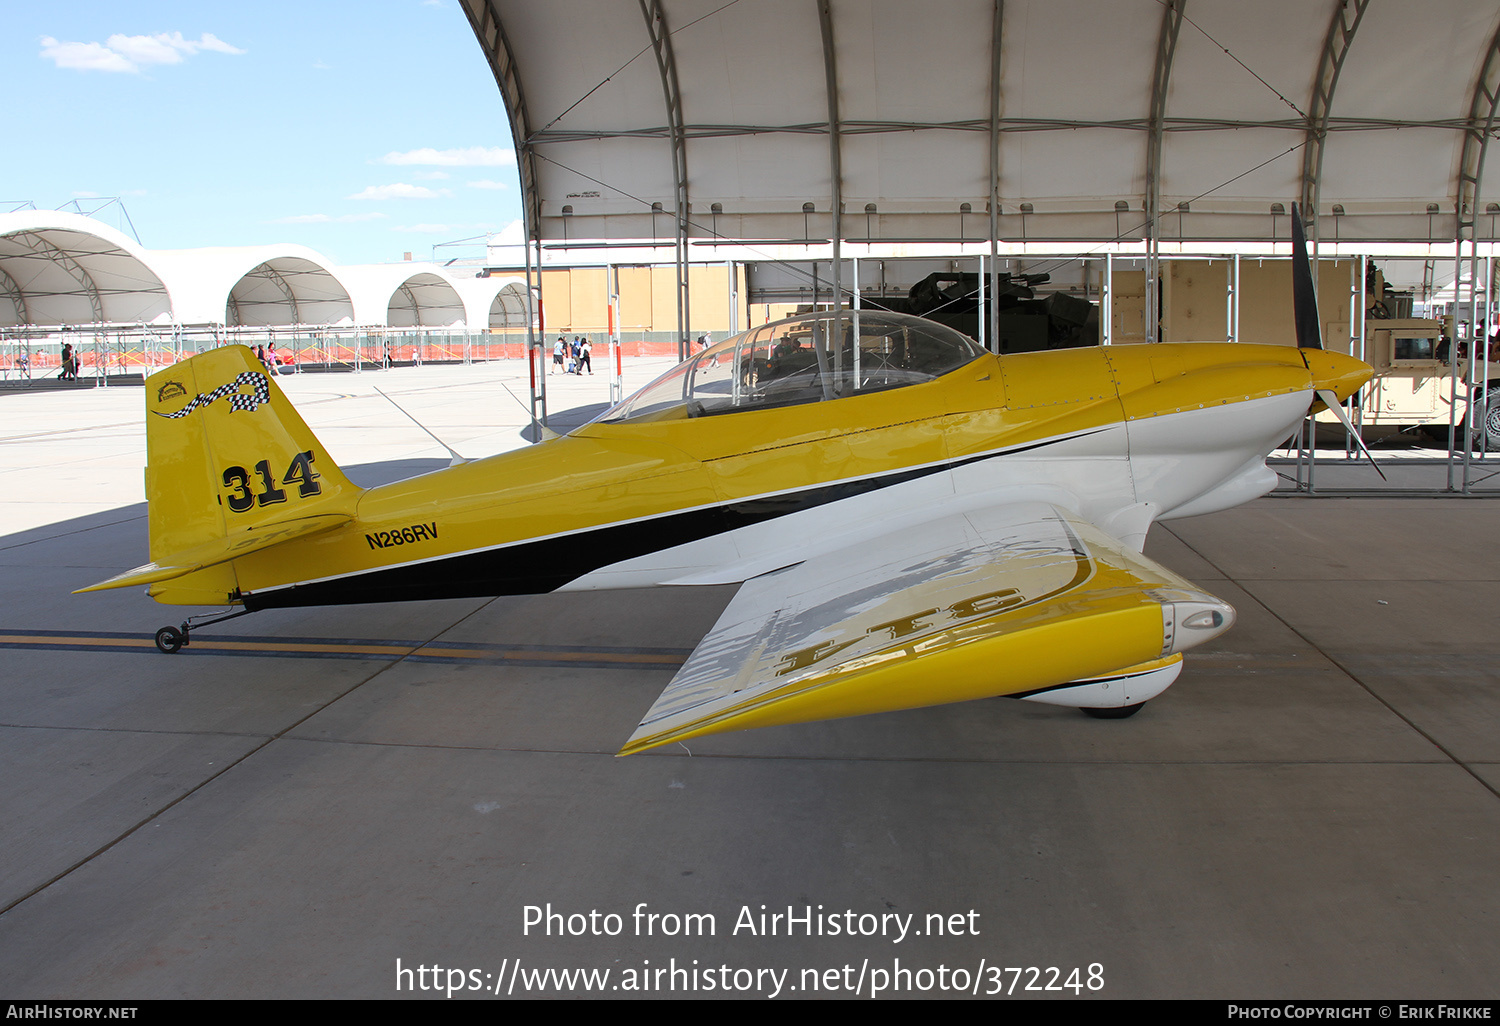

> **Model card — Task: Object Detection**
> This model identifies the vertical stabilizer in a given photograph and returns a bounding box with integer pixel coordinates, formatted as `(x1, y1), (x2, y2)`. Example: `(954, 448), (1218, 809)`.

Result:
(141, 347), (358, 597)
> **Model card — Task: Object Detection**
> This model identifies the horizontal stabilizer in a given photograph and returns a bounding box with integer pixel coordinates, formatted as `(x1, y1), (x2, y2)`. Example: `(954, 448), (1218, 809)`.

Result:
(74, 512), (352, 593)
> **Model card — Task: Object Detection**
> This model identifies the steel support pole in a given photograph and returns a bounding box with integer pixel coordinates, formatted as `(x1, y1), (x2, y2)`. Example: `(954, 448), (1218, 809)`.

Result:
(525, 228), (536, 436)
(609, 264), (622, 406)
(1232, 254), (1241, 345)
(1145, 1), (1184, 345)
(1449, 238), (1463, 489)
(818, 0), (844, 388)
(852, 254), (862, 386)
(1463, 234), (1481, 491)
(726, 260), (737, 342)
(1355, 254), (1367, 439)
(988, 0), (1004, 354)
(528, 235), (546, 431)
(978, 254), (987, 351)
(1350, 256), (1362, 456)
(1484, 255), (1495, 458)
(640, 0), (690, 362)
(1103, 253), (1113, 346)
(1302, 0), (1371, 261)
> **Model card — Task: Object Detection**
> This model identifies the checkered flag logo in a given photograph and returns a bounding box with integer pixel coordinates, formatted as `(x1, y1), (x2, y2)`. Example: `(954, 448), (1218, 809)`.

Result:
(155, 372), (271, 419)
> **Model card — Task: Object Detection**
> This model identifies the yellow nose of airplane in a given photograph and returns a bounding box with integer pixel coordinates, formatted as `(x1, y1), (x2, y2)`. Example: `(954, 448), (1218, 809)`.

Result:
(1302, 348), (1374, 404)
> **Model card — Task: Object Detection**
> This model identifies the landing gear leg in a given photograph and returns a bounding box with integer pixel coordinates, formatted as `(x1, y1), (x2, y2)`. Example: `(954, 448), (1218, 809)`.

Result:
(153, 608), (251, 654)
(1083, 702), (1146, 719)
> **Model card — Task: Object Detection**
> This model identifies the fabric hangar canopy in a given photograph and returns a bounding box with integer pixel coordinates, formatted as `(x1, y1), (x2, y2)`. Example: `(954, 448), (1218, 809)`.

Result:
(459, 0), (1500, 249)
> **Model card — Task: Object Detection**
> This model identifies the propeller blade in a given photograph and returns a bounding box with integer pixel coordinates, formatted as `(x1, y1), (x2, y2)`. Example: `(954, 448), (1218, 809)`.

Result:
(1315, 388), (1387, 481)
(1290, 202), (1323, 350)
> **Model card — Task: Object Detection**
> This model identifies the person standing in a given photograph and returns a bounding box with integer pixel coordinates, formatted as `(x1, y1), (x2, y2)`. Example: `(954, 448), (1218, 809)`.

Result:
(266, 341), (281, 375)
(578, 337), (592, 375)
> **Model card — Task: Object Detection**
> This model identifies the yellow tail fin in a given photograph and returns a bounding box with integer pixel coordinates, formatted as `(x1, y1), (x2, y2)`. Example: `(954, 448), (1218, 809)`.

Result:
(80, 346), (360, 604)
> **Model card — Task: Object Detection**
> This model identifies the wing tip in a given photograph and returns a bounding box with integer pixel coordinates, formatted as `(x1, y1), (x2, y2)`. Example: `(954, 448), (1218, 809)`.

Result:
(616, 730), (670, 757)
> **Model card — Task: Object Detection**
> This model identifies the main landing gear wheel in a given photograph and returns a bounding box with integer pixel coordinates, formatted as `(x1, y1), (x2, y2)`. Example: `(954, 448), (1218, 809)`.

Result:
(1083, 702), (1146, 719)
(154, 626), (185, 654)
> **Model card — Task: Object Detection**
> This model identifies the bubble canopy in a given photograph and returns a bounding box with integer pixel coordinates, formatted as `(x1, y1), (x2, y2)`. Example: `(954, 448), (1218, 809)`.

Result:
(594, 311), (985, 425)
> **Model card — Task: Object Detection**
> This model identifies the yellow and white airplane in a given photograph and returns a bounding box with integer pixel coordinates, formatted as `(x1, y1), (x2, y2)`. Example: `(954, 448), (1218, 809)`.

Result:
(80, 221), (1371, 756)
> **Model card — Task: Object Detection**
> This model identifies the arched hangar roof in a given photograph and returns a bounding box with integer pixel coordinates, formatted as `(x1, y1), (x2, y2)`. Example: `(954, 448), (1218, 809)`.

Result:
(386, 272), (467, 328)
(488, 280), (529, 328)
(148, 245), (355, 327)
(0, 215), (514, 331)
(460, 0), (1500, 245)
(337, 263), (526, 327)
(0, 211), (172, 326)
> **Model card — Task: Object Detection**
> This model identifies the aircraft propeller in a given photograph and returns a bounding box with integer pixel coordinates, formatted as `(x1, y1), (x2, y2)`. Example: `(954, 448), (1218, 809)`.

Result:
(1289, 202), (1386, 481)
(1290, 202), (1322, 352)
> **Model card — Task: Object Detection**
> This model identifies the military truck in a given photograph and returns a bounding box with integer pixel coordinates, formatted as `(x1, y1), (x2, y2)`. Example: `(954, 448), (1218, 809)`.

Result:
(1320, 316), (1500, 450)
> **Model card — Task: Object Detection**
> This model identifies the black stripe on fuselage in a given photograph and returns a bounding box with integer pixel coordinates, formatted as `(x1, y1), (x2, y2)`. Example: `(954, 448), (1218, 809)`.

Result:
(243, 429), (1105, 611)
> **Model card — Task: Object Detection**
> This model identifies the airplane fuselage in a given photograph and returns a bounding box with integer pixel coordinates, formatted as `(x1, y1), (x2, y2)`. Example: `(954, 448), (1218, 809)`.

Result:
(191, 341), (1362, 613)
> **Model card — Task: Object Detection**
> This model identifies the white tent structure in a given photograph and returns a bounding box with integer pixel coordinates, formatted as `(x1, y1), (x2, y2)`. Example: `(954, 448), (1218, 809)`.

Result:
(460, 0), (1500, 351)
(337, 263), (528, 328)
(488, 280), (531, 329)
(0, 212), (173, 327)
(0, 215), (514, 334)
(384, 272), (467, 328)
(145, 246), (356, 327)
(460, 0), (1500, 247)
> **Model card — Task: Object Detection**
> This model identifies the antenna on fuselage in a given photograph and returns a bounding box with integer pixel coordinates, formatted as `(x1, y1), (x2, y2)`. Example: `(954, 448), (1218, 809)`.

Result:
(373, 387), (469, 467)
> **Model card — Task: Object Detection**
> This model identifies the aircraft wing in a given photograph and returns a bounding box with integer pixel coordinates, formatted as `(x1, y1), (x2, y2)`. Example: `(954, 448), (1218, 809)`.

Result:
(620, 502), (1232, 755)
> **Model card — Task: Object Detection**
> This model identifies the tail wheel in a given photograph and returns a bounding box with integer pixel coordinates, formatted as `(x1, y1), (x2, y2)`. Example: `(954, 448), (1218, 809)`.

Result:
(155, 626), (185, 654)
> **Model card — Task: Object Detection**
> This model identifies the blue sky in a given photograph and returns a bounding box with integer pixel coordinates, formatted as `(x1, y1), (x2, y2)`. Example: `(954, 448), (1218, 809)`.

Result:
(5, 0), (522, 265)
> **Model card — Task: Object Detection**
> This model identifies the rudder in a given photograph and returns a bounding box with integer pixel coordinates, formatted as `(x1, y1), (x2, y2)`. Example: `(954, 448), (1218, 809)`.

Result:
(135, 346), (358, 603)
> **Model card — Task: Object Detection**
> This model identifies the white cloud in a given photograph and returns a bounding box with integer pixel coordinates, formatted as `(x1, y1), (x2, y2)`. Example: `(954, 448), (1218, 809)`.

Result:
(348, 184), (450, 201)
(269, 212), (389, 224)
(40, 32), (245, 73)
(106, 34), (188, 65)
(195, 33), (245, 55)
(375, 147), (515, 168)
(107, 31), (246, 64)
(39, 37), (136, 73)
(466, 179), (510, 190)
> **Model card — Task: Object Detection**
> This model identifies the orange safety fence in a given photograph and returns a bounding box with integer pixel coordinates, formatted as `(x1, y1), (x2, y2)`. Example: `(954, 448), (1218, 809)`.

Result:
(5, 332), (687, 380)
